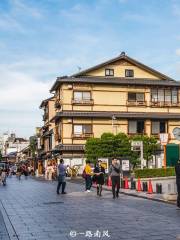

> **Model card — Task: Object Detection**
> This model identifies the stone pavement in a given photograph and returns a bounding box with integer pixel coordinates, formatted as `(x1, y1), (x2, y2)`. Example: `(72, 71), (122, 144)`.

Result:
(0, 207), (10, 240)
(0, 177), (180, 240)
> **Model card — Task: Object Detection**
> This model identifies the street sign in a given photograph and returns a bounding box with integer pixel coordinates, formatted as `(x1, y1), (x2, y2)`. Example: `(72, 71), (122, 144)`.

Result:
(131, 141), (144, 169)
(159, 133), (169, 145)
(131, 141), (142, 147)
(122, 159), (130, 171)
(98, 158), (109, 173)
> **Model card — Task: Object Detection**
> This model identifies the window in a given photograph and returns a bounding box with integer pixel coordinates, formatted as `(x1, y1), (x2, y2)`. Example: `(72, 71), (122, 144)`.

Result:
(128, 92), (144, 102)
(172, 89), (178, 104)
(151, 88), (178, 105)
(105, 68), (114, 76)
(128, 120), (145, 134)
(73, 125), (92, 135)
(73, 91), (91, 101)
(165, 89), (171, 103)
(152, 121), (166, 134)
(125, 69), (134, 77)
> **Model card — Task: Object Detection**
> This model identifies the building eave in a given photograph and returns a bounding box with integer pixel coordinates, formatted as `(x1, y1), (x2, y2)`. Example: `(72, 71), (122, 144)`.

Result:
(54, 111), (180, 121)
(50, 76), (180, 92)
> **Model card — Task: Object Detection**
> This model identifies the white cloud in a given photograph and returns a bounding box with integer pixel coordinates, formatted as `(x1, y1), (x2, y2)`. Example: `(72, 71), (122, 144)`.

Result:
(175, 48), (180, 56)
(0, 58), (56, 137)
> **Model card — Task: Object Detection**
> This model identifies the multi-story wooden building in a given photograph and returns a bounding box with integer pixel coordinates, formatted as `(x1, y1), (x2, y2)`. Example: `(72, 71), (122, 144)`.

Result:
(41, 52), (180, 167)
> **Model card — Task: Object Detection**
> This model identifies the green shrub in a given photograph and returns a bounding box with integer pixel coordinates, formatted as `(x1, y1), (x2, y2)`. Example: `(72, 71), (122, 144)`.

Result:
(134, 167), (175, 178)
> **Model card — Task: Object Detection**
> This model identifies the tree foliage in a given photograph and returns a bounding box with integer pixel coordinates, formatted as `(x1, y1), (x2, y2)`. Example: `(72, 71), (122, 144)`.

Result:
(85, 132), (158, 168)
(29, 137), (37, 158)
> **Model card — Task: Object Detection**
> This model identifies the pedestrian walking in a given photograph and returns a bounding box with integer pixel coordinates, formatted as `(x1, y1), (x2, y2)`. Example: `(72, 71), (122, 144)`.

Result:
(175, 160), (180, 209)
(93, 160), (105, 196)
(57, 159), (67, 195)
(16, 166), (22, 180)
(83, 161), (93, 192)
(24, 166), (28, 180)
(109, 158), (121, 199)
(1, 169), (6, 186)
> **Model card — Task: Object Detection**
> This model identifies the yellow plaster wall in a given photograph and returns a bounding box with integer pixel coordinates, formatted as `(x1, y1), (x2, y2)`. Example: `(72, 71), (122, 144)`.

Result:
(86, 60), (161, 79)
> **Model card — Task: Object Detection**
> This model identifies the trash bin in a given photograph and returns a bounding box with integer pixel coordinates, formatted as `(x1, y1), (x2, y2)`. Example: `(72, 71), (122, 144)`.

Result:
(156, 183), (162, 194)
(142, 182), (148, 192)
(131, 181), (136, 190)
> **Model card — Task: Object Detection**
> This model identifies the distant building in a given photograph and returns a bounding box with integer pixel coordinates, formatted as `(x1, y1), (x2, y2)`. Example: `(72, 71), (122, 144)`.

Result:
(2, 133), (29, 163)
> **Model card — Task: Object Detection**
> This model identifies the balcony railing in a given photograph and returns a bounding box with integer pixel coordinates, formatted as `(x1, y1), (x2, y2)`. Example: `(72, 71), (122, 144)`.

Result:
(72, 98), (94, 105)
(150, 101), (180, 107)
(72, 133), (94, 139)
(127, 100), (146, 106)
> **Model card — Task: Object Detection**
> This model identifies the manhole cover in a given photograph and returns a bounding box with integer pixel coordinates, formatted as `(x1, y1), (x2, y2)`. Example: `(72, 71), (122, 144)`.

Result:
(43, 201), (64, 205)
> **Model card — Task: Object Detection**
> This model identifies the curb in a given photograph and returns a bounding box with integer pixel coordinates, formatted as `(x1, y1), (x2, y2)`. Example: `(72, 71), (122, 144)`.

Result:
(68, 179), (176, 206)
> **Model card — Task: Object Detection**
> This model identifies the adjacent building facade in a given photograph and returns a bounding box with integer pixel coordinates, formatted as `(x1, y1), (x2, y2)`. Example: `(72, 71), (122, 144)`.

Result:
(39, 52), (180, 169)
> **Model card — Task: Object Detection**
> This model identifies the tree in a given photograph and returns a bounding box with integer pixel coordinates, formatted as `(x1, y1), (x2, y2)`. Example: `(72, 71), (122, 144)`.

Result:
(85, 132), (134, 165)
(85, 138), (101, 162)
(85, 132), (159, 169)
(29, 137), (37, 158)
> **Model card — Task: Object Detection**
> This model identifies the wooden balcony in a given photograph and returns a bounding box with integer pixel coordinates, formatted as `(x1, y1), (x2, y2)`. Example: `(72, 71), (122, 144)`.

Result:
(150, 101), (180, 107)
(72, 99), (94, 106)
(127, 100), (147, 107)
(72, 133), (94, 139)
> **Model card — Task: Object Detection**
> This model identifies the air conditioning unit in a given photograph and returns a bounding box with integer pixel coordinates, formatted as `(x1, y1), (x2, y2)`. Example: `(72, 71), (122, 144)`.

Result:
(67, 84), (73, 89)
(67, 119), (72, 123)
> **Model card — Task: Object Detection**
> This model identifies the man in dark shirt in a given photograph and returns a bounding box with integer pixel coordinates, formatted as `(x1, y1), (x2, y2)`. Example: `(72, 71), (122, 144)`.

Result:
(175, 160), (180, 208)
(57, 159), (67, 195)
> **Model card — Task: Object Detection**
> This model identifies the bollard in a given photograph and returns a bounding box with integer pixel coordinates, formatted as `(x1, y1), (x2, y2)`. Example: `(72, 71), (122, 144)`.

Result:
(142, 182), (148, 192)
(131, 181), (136, 190)
(156, 183), (162, 194)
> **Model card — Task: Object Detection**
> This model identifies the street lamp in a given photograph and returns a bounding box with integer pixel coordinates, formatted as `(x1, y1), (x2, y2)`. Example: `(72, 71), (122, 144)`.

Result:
(112, 115), (117, 135)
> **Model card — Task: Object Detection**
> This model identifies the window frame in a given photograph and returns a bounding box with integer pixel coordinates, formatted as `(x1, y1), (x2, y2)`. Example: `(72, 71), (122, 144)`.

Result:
(73, 91), (91, 101)
(125, 69), (134, 78)
(128, 120), (145, 134)
(128, 92), (145, 102)
(105, 68), (114, 76)
(73, 124), (93, 136)
(151, 88), (179, 105)
(151, 121), (166, 135)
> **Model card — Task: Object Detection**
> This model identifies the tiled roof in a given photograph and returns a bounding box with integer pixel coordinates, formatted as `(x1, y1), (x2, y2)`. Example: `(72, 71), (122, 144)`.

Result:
(71, 53), (174, 80)
(39, 96), (55, 108)
(53, 111), (180, 120)
(50, 77), (180, 92)
(54, 144), (84, 151)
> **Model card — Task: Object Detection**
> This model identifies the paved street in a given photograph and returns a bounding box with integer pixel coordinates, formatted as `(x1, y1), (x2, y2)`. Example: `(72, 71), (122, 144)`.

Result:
(0, 177), (180, 240)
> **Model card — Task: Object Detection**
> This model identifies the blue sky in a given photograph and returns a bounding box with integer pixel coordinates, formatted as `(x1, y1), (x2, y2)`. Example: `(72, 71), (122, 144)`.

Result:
(0, 0), (180, 138)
